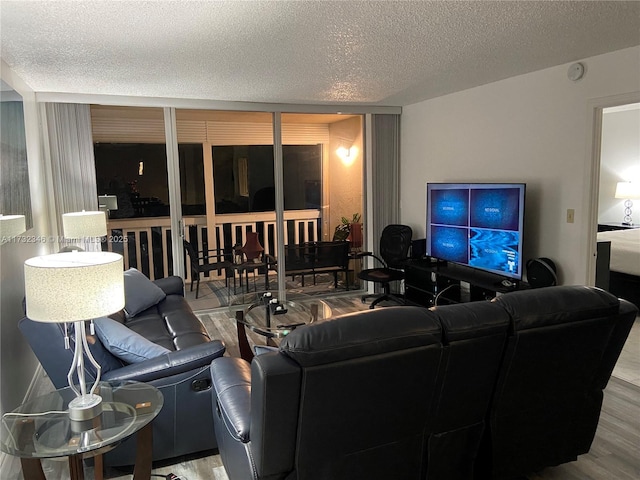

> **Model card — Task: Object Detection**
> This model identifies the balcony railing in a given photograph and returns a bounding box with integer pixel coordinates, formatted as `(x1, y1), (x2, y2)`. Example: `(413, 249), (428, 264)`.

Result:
(105, 210), (322, 282)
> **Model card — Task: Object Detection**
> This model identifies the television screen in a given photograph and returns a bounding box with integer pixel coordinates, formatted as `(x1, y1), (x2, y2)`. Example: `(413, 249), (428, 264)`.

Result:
(426, 183), (526, 280)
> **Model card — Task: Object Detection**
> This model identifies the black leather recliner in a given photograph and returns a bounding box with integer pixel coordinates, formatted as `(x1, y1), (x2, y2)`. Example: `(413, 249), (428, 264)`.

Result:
(211, 306), (443, 480)
(209, 286), (636, 480)
(476, 286), (637, 479)
(426, 301), (510, 479)
(19, 276), (225, 467)
(210, 302), (514, 480)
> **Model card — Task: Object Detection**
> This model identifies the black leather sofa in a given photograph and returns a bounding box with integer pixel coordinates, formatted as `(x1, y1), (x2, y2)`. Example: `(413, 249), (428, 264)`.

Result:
(209, 285), (637, 480)
(19, 276), (225, 467)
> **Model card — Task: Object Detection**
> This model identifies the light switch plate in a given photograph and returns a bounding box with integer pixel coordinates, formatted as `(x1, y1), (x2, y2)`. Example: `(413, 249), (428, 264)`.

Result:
(567, 209), (575, 223)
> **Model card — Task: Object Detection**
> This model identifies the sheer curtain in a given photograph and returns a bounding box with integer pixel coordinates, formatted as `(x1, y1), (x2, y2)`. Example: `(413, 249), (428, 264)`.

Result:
(43, 103), (100, 251)
(367, 113), (402, 294)
(1, 100), (33, 228)
(370, 113), (401, 245)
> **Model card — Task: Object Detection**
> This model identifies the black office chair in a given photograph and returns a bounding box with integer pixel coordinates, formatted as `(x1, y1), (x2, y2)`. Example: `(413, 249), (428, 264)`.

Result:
(358, 224), (412, 308)
(183, 239), (232, 299)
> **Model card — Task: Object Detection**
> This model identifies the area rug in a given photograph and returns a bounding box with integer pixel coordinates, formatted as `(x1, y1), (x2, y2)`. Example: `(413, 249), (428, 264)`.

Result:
(202, 272), (352, 309)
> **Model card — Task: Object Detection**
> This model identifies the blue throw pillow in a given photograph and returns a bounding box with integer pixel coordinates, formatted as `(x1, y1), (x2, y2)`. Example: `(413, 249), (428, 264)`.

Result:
(94, 316), (170, 364)
(123, 268), (166, 318)
(66, 322), (124, 377)
(85, 331), (125, 374)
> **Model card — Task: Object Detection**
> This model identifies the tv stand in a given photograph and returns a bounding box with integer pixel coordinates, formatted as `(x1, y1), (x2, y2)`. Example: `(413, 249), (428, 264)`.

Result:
(405, 259), (528, 307)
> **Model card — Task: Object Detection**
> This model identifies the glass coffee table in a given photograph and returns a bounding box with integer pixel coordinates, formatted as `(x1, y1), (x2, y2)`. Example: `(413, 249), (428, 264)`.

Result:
(233, 292), (332, 362)
(0, 380), (163, 480)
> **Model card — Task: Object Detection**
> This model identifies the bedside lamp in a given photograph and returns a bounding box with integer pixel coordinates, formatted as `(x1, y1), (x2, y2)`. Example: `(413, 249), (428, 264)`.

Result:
(614, 181), (640, 225)
(24, 251), (124, 421)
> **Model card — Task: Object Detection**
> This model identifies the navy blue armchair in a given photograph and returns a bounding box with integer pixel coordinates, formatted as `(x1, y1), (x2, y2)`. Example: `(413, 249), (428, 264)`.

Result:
(19, 276), (225, 467)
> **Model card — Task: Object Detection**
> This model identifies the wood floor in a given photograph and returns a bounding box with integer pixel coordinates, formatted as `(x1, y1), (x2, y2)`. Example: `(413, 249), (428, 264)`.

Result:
(2, 294), (638, 480)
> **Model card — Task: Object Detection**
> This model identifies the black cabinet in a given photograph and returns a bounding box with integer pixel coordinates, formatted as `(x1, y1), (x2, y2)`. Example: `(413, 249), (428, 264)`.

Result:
(405, 259), (529, 307)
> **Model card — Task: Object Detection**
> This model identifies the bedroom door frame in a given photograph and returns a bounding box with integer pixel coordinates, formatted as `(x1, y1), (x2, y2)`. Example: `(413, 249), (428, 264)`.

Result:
(585, 91), (640, 285)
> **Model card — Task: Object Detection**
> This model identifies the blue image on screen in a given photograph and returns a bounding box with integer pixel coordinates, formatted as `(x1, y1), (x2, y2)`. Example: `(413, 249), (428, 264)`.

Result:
(469, 228), (519, 276)
(430, 189), (469, 227)
(430, 225), (469, 264)
(470, 188), (520, 231)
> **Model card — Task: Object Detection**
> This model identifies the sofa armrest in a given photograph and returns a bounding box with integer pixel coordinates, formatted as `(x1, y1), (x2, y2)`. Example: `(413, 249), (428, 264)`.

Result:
(211, 357), (252, 443)
(103, 340), (225, 383)
(153, 276), (185, 297)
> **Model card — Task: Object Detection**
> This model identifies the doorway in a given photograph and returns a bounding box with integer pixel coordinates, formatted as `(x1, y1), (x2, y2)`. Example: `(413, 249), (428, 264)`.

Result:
(587, 95), (640, 294)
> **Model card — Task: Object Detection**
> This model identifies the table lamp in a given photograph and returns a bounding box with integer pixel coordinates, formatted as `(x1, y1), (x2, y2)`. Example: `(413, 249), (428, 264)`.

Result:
(0, 214), (26, 243)
(62, 210), (107, 252)
(614, 181), (640, 225)
(24, 251), (124, 421)
(98, 195), (118, 218)
(62, 210), (107, 239)
(242, 231), (264, 261)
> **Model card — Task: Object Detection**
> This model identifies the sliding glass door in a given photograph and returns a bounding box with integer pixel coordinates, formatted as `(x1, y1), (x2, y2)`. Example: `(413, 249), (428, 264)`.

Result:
(92, 106), (177, 280)
(92, 105), (365, 308)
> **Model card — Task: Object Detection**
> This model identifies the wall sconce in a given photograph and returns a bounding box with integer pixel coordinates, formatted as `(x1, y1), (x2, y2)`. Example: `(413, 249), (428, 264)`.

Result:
(615, 181), (640, 225)
(337, 145), (358, 166)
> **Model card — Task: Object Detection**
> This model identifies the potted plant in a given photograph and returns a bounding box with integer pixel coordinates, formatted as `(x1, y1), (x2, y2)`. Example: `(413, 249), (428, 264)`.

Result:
(334, 213), (362, 247)
(347, 213), (363, 248)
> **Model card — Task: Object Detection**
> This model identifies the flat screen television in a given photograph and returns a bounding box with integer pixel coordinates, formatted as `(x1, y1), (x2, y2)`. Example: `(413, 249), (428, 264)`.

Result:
(426, 183), (526, 280)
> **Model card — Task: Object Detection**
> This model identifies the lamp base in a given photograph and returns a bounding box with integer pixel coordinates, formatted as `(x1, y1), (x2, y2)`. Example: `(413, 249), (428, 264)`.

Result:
(68, 393), (102, 421)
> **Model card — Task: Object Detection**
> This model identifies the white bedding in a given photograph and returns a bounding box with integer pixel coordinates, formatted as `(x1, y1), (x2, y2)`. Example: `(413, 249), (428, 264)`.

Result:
(597, 228), (640, 276)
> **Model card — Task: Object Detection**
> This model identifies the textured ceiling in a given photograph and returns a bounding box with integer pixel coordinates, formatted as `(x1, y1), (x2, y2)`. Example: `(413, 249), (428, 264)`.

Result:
(1, 1), (639, 107)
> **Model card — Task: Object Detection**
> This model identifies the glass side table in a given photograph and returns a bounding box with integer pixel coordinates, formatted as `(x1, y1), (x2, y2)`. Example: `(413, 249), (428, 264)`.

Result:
(1, 380), (163, 480)
(233, 292), (332, 362)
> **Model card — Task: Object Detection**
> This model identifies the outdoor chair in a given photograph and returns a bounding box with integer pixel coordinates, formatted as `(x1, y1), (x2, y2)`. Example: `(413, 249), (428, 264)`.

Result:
(183, 239), (233, 298)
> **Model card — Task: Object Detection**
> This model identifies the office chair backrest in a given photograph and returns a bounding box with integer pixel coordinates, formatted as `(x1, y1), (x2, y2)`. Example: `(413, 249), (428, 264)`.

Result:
(380, 224), (413, 268)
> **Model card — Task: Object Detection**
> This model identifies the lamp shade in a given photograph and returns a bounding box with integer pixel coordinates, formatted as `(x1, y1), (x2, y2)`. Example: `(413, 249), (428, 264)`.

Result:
(24, 251), (124, 322)
(614, 182), (640, 200)
(98, 195), (118, 210)
(62, 211), (107, 238)
(0, 214), (26, 237)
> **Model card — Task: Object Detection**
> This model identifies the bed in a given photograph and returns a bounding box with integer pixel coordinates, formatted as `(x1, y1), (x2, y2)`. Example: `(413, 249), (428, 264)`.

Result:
(597, 228), (640, 308)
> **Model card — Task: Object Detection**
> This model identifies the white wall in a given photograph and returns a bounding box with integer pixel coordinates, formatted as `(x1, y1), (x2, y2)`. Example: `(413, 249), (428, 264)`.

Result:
(598, 105), (640, 224)
(401, 46), (640, 285)
(329, 116), (364, 237)
(0, 61), (52, 416)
